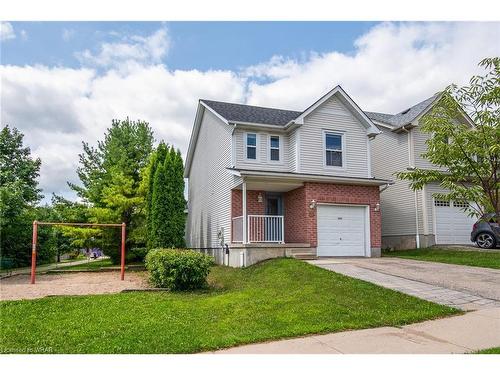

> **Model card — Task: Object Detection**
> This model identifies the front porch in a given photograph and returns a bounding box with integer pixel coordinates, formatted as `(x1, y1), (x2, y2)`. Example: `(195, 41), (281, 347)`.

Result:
(230, 177), (305, 245)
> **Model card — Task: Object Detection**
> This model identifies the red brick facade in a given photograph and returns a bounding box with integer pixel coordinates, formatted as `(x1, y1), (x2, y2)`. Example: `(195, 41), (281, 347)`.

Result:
(301, 182), (381, 248)
(232, 182), (381, 249)
(283, 186), (308, 243)
(231, 190), (266, 217)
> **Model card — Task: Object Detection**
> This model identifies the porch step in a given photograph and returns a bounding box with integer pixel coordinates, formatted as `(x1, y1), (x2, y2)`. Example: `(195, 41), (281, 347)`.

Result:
(291, 253), (318, 260)
(288, 248), (316, 256)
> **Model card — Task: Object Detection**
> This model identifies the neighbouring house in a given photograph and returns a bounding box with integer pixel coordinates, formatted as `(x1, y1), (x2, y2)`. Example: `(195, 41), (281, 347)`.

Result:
(367, 92), (476, 250)
(184, 86), (391, 267)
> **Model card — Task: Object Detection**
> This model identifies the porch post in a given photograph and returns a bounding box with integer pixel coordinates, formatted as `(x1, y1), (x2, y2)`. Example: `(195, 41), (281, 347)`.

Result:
(242, 179), (247, 244)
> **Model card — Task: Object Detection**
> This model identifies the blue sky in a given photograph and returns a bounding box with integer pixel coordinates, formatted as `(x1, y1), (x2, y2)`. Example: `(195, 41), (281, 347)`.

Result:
(3, 22), (377, 70)
(1, 21), (499, 202)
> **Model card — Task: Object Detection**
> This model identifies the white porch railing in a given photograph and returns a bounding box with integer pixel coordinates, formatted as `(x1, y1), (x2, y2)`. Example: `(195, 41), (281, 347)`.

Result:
(232, 215), (284, 243)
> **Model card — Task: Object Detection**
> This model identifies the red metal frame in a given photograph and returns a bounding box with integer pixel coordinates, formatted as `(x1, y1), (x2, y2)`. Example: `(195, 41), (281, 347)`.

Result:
(30, 221), (126, 285)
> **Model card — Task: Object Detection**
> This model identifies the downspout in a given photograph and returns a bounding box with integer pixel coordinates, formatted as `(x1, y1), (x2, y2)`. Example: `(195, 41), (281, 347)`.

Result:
(402, 123), (420, 249)
(379, 183), (391, 193)
(414, 190), (420, 249)
(231, 123), (237, 168)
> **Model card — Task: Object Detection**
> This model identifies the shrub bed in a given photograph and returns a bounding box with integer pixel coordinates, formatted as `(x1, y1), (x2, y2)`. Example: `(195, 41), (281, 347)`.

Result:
(145, 249), (213, 290)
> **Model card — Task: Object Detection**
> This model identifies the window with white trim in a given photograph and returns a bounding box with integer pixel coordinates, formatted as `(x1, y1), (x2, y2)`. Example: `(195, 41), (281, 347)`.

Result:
(325, 132), (343, 167)
(246, 133), (257, 160)
(269, 135), (280, 161)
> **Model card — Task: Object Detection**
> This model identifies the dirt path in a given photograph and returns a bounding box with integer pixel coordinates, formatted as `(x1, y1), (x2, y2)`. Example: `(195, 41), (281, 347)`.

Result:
(0, 271), (149, 301)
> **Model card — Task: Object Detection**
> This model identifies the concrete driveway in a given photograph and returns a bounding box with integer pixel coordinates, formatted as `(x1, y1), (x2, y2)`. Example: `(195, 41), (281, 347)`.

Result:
(310, 257), (500, 310)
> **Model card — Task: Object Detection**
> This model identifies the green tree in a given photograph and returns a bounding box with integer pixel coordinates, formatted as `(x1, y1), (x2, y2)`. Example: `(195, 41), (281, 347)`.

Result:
(0, 126), (43, 267)
(148, 146), (186, 249)
(69, 118), (154, 262)
(150, 160), (169, 248)
(140, 141), (168, 247)
(398, 57), (500, 222)
(48, 195), (93, 261)
(169, 148), (186, 247)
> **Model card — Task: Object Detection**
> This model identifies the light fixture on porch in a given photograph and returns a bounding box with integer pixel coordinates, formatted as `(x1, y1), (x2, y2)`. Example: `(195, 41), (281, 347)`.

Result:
(257, 193), (263, 203)
(374, 203), (380, 212)
(309, 199), (316, 209)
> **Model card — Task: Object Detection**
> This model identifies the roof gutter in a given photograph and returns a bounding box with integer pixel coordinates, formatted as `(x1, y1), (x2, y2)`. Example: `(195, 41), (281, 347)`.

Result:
(229, 121), (285, 131)
(229, 168), (392, 187)
(393, 124), (415, 133)
(379, 182), (393, 193)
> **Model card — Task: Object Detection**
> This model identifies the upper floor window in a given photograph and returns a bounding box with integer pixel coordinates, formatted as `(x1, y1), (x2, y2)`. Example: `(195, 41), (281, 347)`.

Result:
(324, 132), (344, 167)
(246, 133), (257, 160)
(269, 135), (280, 161)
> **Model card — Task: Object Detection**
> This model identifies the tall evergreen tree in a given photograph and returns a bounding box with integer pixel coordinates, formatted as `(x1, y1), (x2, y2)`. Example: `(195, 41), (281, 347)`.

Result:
(150, 159), (169, 248)
(143, 142), (168, 247)
(170, 148), (186, 247)
(147, 145), (186, 248)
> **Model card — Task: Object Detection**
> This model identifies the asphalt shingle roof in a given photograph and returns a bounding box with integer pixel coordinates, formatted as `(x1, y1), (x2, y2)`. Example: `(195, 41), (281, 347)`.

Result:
(202, 92), (442, 129)
(366, 92), (441, 128)
(201, 99), (302, 126)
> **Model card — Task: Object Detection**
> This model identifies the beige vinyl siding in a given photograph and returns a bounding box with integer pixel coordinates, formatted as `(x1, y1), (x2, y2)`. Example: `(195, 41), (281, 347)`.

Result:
(299, 96), (370, 178)
(370, 128), (418, 236)
(412, 124), (451, 171)
(288, 128), (299, 172)
(234, 129), (290, 172)
(186, 109), (233, 248)
(413, 126), (436, 170)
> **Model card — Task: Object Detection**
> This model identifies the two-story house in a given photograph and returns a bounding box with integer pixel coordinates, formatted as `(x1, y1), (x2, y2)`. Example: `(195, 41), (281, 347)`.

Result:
(184, 86), (391, 267)
(367, 93), (476, 250)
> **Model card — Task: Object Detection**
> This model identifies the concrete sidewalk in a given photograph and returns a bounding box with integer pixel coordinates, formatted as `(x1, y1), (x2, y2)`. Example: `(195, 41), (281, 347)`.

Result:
(214, 308), (500, 354)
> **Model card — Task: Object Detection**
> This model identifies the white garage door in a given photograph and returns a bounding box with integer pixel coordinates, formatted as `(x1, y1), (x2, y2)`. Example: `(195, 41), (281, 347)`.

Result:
(434, 200), (475, 244)
(317, 205), (367, 256)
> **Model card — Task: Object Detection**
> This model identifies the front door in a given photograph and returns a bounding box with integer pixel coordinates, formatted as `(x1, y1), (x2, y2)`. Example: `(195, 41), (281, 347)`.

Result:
(265, 193), (283, 241)
(266, 193), (283, 215)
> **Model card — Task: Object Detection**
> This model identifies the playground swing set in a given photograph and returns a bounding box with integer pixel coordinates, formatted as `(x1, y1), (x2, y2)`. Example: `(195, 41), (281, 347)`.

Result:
(30, 221), (126, 284)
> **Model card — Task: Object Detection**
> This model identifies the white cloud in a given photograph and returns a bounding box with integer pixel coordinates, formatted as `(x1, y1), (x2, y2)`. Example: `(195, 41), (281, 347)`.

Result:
(1, 63), (244, 199)
(75, 28), (170, 69)
(0, 22), (16, 41)
(1, 22), (499, 202)
(245, 22), (500, 113)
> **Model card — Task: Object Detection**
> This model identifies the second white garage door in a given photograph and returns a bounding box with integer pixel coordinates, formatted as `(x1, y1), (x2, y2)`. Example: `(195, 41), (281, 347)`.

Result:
(434, 200), (476, 245)
(317, 204), (368, 257)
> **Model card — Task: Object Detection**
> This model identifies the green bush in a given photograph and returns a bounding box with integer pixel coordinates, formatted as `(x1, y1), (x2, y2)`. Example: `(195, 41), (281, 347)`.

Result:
(145, 249), (214, 290)
(127, 247), (148, 262)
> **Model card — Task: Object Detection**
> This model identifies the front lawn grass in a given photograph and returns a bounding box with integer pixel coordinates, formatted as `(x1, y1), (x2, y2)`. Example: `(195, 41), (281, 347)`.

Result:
(383, 248), (500, 269)
(0, 258), (458, 354)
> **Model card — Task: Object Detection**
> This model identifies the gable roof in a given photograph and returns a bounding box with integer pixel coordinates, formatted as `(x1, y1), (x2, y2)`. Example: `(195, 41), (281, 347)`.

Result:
(290, 86), (380, 136)
(201, 85), (380, 136)
(365, 92), (442, 129)
(200, 100), (301, 126)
